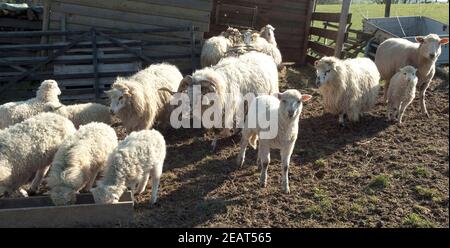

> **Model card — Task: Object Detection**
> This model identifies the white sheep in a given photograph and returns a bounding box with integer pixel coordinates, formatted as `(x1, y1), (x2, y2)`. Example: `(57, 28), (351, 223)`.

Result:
(45, 102), (114, 129)
(237, 89), (312, 193)
(46, 122), (118, 205)
(386, 66), (418, 124)
(105, 63), (182, 133)
(242, 29), (282, 69)
(163, 51), (279, 151)
(0, 80), (61, 129)
(314, 56), (380, 126)
(200, 27), (241, 67)
(0, 113), (76, 196)
(259, 24), (277, 46)
(90, 129), (165, 205)
(375, 34), (449, 117)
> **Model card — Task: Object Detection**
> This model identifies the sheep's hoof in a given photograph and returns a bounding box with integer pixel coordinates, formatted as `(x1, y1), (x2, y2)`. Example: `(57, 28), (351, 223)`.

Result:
(236, 156), (244, 167)
(282, 187), (290, 194)
(424, 112), (430, 118)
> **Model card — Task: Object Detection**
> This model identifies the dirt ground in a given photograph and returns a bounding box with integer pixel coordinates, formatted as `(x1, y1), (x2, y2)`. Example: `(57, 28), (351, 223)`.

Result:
(114, 65), (449, 228)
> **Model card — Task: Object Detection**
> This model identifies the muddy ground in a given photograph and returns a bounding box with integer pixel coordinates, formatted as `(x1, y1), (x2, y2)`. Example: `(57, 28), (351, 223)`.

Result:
(114, 65), (448, 227)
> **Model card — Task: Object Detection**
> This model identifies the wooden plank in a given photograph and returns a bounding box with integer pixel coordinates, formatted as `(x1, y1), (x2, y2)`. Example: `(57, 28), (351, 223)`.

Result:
(305, 54), (318, 65)
(309, 27), (338, 40)
(54, 62), (142, 75)
(0, 18), (42, 30)
(0, 192), (133, 228)
(301, 0), (316, 64)
(50, 12), (204, 40)
(132, 0), (213, 12)
(308, 41), (334, 56)
(312, 12), (351, 23)
(334, 0), (351, 58)
(59, 77), (116, 87)
(222, 0), (308, 12)
(53, 0), (211, 23)
(51, 2), (210, 32)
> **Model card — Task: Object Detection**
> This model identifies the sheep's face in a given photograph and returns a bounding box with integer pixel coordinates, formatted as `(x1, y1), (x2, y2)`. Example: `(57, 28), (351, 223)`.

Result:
(106, 88), (131, 115)
(38, 79), (62, 98)
(274, 89), (312, 119)
(416, 34), (449, 60)
(260, 25), (276, 44)
(91, 186), (120, 204)
(50, 187), (77, 206)
(398, 66), (417, 84)
(314, 58), (338, 88)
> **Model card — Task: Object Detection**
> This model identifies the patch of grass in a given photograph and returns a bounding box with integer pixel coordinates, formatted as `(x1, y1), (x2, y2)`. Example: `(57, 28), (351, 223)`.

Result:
(414, 166), (431, 177)
(350, 203), (364, 214)
(368, 195), (379, 204)
(304, 205), (323, 218)
(403, 213), (436, 228)
(305, 188), (332, 218)
(414, 186), (442, 202)
(418, 146), (437, 154)
(313, 159), (327, 169)
(367, 175), (390, 192)
(413, 205), (431, 215)
(348, 169), (361, 178)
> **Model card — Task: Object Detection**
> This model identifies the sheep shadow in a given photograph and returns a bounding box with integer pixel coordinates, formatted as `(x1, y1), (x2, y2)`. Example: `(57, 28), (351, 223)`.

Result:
(293, 112), (390, 166)
(132, 155), (241, 227)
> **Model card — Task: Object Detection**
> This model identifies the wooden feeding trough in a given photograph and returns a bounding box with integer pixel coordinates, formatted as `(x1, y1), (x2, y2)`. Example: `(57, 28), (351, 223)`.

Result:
(0, 191), (133, 227)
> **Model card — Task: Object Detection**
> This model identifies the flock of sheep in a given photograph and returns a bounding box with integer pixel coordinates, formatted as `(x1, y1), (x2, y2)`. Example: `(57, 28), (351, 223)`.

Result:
(0, 23), (448, 208)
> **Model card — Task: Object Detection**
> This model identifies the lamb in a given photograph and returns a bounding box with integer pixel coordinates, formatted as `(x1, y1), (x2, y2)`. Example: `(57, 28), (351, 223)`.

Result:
(0, 79), (61, 129)
(0, 113), (76, 196)
(200, 27), (242, 68)
(386, 66), (418, 124)
(105, 63), (182, 133)
(45, 102), (114, 128)
(90, 129), (165, 205)
(259, 24), (277, 46)
(242, 29), (282, 69)
(314, 56), (380, 126)
(46, 122), (118, 205)
(162, 51), (279, 151)
(375, 34), (449, 117)
(236, 89), (312, 193)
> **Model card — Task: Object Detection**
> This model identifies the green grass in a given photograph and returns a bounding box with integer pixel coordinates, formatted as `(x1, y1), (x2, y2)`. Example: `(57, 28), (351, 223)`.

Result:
(315, 3), (449, 31)
(414, 185), (442, 202)
(313, 158), (327, 168)
(367, 175), (390, 192)
(414, 166), (431, 177)
(403, 213), (436, 228)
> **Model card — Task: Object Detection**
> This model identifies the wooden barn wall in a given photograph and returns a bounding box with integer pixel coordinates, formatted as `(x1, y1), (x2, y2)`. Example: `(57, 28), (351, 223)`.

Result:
(206, 0), (312, 63)
(47, 0), (213, 72)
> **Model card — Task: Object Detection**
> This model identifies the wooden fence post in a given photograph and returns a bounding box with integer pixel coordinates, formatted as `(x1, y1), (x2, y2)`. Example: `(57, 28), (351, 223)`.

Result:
(91, 28), (99, 101)
(334, 0), (351, 58)
(300, 0), (316, 64)
(385, 0), (392, 17)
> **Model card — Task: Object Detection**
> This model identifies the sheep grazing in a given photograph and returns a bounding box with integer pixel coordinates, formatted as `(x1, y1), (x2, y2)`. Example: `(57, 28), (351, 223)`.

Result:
(242, 29), (282, 69)
(237, 89), (312, 193)
(259, 24), (277, 47)
(0, 113), (76, 197)
(45, 102), (114, 129)
(0, 79), (61, 129)
(200, 27), (242, 68)
(164, 51), (279, 151)
(375, 34), (449, 117)
(314, 56), (380, 126)
(386, 66), (418, 124)
(105, 63), (182, 133)
(91, 129), (166, 205)
(46, 122), (118, 205)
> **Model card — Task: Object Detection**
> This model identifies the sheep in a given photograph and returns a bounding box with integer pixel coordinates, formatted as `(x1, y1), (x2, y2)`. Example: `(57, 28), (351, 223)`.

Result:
(375, 34), (449, 117)
(259, 24), (277, 47)
(105, 63), (182, 133)
(386, 66), (418, 124)
(242, 29), (282, 69)
(0, 113), (76, 197)
(46, 122), (118, 205)
(314, 56), (380, 126)
(45, 102), (114, 129)
(0, 79), (61, 129)
(162, 51), (279, 151)
(200, 27), (242, 68)
(90, 129), (165, 205)
(236, 89), (312, 193)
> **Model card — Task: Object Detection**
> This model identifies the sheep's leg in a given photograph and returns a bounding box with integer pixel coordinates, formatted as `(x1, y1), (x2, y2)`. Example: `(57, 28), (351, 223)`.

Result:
(29, 165), (50, 195)
(150, 165), (162, 205)
(398, 100), (412, 125)
(211, 128), (232, 152)
(338, 113), (345, 127)
(82, 170), (99, 192)
(258, 145), (270, 188)
(419, 81), (431, 118)
(136, 171), (150, 195)
(236, 136), (249, 167)
(280, 143), (294, 194)
(383, 79), (390, 103)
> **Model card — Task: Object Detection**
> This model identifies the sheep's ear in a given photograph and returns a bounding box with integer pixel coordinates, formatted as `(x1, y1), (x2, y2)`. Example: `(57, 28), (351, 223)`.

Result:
(158, 87), (177, 95)
(415, 36), (425, 43)
(178, 75), (193, 92)
(104, 89), (114, 97)
(301, 94), (312, 102)
(200, 79), (217, 93)
(272, 92), (282, 99)
(440, 38), (449, 45)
